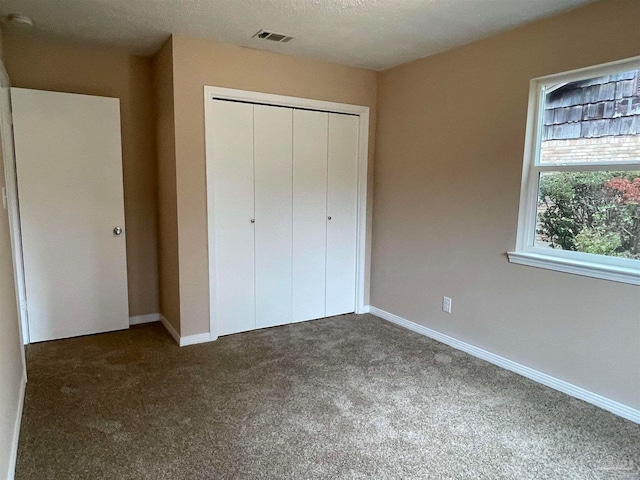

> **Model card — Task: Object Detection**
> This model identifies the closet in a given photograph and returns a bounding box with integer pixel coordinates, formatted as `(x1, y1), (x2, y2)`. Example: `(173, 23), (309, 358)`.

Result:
(207, 98), (359, 337)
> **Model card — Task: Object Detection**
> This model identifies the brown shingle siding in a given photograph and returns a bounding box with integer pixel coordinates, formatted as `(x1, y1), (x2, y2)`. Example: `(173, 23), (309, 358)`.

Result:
(543, 69), (640, 140)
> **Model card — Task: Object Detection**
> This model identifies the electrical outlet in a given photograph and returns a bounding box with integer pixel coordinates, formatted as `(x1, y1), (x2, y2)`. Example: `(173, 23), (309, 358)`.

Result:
(442, 296), (452, 314)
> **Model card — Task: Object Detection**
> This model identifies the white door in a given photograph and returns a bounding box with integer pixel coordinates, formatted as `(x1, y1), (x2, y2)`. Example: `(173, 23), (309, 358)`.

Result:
(292, 109), (328, 322)
(11, 88), (129, 342)
(208, 100), (256, 336)
(326, 113), (359, 317)
(254, 105), (293, 329)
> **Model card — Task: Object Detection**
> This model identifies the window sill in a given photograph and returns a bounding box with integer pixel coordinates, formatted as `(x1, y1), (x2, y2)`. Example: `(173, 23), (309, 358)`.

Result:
(507, 251), (640, 286)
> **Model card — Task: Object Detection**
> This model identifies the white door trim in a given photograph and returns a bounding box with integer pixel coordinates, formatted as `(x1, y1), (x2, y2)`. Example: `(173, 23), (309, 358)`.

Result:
(0, 63), (29, 347)
(204, 86), (370, 340)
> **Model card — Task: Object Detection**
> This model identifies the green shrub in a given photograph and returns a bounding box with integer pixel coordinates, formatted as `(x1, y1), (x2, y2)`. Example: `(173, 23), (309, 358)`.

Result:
(574, 228), (622, 256)
(537, 171), (640, 259)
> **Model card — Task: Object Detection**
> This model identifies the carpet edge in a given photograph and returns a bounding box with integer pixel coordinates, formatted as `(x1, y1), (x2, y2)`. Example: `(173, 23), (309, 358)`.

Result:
(369, 306), (640, 424)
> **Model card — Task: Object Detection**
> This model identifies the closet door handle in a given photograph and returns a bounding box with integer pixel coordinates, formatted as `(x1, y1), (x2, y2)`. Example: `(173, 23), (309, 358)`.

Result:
(327, 216), (332, 220)
(250, 219), (255, 223)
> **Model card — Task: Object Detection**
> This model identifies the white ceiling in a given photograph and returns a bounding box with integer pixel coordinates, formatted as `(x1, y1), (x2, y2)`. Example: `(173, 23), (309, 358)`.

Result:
(0, 0), (595, 71)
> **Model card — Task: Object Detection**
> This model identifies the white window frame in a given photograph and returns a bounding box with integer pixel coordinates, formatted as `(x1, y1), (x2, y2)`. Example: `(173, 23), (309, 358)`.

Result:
(508, 56), (640, 286)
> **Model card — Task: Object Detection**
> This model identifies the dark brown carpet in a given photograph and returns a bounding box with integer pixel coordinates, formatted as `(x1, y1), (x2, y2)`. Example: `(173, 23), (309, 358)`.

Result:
(16, 314), (640, 479)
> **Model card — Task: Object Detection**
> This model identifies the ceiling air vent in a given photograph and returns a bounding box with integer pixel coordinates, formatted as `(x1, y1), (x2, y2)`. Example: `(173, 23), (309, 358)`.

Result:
(253, 29), (293, 43)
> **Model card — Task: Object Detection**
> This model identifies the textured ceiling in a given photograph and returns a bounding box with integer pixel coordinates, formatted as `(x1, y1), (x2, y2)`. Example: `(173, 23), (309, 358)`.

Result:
(0, 0), (595, 71)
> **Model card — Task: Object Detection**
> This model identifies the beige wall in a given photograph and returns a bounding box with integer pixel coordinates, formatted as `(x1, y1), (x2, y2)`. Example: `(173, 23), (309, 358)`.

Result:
(373, 0), (640, 409)
(3, 32), (159, 317)
(152, 39), (181, 332)
(0, 54), (26, 479)
(169, 35), (377, 336)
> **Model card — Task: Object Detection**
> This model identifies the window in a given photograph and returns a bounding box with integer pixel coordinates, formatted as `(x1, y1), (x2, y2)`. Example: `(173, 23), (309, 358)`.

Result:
(509, 57), (640, 285)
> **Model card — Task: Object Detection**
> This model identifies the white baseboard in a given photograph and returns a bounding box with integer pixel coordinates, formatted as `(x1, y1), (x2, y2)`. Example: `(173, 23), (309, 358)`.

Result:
(7, 374), (26, 480)
(129, 313), (160, 325)
(368, 306), (640, 424)
(159, 315), (215, 347)
(180, 332), (214, 346)
(159, 314), (181, 344)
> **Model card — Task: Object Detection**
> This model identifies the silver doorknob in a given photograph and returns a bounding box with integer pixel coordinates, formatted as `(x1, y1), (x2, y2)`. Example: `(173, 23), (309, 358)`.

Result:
(113, 226), (123, 235)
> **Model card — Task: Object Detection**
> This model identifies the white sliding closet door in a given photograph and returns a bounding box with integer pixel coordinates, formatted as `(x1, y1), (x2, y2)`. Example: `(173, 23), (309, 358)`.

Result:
(292, 109), (328, 322)
(206, 90), (367, 338)
(254, 105), (293, 329)
(326, 113), (359, 317)
(209, 100), (256, 336)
